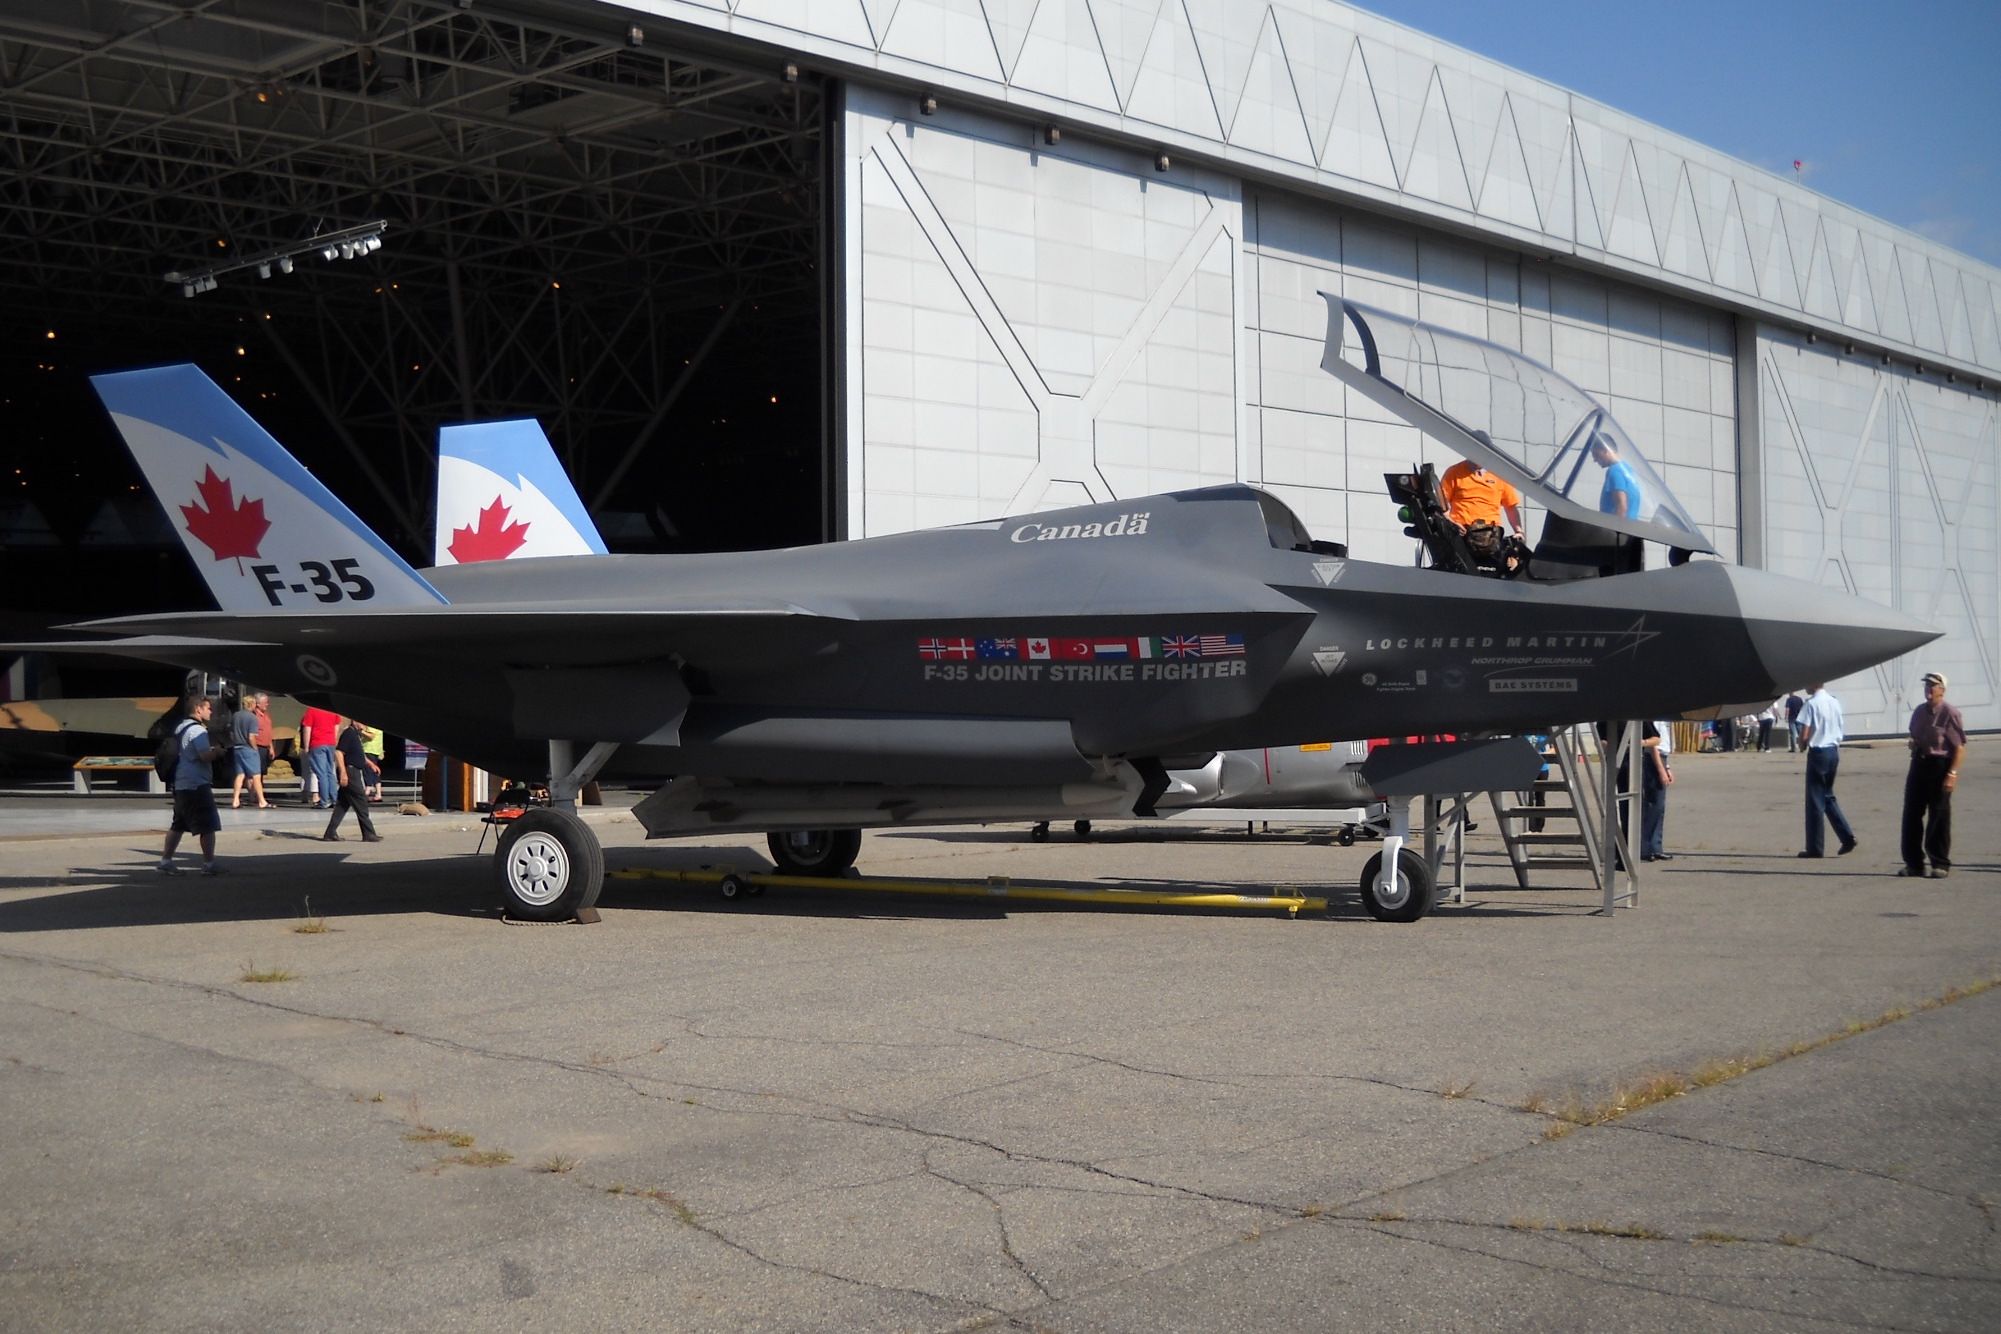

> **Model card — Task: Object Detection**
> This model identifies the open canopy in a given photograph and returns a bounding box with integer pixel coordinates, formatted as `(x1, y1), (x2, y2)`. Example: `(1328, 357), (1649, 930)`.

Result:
(1319, 296), (1715, 555)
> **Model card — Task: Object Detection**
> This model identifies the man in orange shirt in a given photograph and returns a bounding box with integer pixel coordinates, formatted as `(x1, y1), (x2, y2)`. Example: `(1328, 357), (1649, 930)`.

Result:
(1439, 458), (1523, 537)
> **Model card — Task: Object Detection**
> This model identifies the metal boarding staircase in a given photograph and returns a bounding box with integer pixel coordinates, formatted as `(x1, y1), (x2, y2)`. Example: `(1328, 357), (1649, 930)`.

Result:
(1483, 723), (1641, 912)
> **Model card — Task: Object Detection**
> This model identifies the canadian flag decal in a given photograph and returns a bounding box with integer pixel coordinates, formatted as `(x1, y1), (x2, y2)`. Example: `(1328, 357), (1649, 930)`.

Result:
(448, 495), (531, 563)
(181, 466), (271, 569)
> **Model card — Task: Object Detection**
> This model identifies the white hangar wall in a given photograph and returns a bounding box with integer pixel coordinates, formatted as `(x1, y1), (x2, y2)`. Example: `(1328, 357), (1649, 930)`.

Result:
(625, 1), (2000, 731)
(633, 0), (2001, 381)
(1750, 334), (1999, 732)
(842, 86), (1738, 561)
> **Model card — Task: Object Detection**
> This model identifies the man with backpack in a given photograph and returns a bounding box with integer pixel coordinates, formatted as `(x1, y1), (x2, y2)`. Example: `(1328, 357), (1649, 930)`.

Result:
(157, 693), (223, 875)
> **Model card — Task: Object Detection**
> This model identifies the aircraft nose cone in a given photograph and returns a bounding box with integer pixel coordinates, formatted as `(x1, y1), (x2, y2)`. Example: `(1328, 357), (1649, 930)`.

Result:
(1722, 565), (1940, 691)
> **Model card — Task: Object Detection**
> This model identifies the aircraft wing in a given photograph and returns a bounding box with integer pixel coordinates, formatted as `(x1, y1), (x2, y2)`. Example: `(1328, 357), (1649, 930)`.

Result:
(66, 603), (829, 649)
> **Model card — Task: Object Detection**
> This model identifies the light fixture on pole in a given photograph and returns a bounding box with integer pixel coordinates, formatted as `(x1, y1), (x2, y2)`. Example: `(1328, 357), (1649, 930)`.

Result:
(163, 220), (389, 298)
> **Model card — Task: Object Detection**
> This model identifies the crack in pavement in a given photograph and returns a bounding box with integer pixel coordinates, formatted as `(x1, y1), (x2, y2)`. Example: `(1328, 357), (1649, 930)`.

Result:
(1337, 1218), (1979, 1333)
(1593, 1117), (1999, 1221)
(592, 1166), (1016, 1327)
(921, 1147), (1055, 1303)
(950, 1028), (1242, 1088)
(1347, 1214), (2001, 1284)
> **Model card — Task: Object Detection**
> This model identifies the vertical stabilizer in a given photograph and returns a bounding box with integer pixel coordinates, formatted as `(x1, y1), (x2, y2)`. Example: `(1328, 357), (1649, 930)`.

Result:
(435, 419), (608, 564)
(91, 365), (445, 612)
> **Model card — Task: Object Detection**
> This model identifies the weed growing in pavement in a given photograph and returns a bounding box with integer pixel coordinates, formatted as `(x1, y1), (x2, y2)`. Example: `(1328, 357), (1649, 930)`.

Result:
(292, 897), (331, 934)
(239, 962), (296, 983)
(537, 1154), (579, 1174)
(1518, 974), (2001, 1140)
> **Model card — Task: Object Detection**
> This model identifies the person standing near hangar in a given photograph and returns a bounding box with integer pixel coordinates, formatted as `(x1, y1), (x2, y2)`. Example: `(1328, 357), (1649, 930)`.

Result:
(1899, 671), (1966, 879)
(1796, 684), (1858, 860)
(298, 702), (342, 808)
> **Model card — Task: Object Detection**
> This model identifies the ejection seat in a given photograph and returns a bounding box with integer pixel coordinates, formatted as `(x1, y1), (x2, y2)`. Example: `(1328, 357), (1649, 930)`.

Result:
(1386, 464), (1527, 578)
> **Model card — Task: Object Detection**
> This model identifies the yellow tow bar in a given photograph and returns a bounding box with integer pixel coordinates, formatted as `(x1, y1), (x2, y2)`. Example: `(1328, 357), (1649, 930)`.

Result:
(608, 865), (1326, 917)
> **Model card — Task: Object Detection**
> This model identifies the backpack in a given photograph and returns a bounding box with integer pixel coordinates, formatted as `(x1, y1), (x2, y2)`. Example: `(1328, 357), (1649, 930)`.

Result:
(154, 719), (198, 783)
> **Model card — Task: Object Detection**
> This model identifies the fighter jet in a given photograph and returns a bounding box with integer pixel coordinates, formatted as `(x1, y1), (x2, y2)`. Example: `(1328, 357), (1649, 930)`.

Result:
(431, 413), (1385, 860)
(15, 296), (1935, 923)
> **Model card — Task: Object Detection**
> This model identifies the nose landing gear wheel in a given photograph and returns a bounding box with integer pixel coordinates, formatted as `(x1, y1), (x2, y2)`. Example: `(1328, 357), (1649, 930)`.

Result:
(765, 828), (862, 877)
(495, 808), (605, 922)
(1358, 848), (1433, 923)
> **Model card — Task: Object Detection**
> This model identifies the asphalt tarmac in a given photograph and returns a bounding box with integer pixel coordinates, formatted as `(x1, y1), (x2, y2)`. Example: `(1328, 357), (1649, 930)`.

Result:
(1, 742), (1995, 1332)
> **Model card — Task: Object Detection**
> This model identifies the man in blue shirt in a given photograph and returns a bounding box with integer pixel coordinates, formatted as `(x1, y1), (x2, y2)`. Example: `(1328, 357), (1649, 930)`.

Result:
(158, 693), (223, 876)
(1591, 435), (1642, 520)
(1796, 683), (1858, 859)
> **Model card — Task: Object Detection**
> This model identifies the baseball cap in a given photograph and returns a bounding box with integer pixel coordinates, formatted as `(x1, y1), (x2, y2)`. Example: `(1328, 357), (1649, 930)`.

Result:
(1921, 671), (1947, 688)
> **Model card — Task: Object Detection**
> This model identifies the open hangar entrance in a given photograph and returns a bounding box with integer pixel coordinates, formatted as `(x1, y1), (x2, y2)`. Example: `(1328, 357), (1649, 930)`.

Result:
(0, 0), (834, 653)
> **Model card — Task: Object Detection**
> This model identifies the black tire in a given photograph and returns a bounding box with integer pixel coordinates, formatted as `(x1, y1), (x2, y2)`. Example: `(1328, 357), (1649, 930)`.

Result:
(1073, 820), (1092, 839)
(1337, 826), (1357, 847)
(1030, 822), (1049, 842)
(495, 808), (604, 922)
(765, 828), (862, 877)
(1358, 848), (1433, 923)
(718, 874), (749, 900)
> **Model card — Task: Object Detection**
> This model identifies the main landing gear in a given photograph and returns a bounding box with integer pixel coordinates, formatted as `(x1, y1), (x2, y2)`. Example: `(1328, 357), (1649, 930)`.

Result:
(766, 828), (862, 877)
(497, 808), (604, 922)
(492, 740), (618, 922)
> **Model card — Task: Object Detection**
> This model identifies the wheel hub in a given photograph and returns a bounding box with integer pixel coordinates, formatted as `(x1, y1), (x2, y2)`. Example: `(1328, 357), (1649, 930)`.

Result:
(508, 833), (570, 906)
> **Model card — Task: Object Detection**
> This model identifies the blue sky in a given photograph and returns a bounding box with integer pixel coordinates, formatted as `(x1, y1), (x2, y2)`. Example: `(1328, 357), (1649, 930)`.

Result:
(1370, 1), (2001, 271)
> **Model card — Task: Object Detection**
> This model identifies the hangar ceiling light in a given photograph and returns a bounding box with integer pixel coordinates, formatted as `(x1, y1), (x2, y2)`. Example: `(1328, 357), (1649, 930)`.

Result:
(166, 221), (389, 297)
(0, 0), (830, 555)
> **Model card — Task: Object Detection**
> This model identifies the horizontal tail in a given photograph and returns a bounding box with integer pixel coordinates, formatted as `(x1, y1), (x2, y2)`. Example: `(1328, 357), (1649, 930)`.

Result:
(91, 365), (445, 612)
(435, 419), (607, 565)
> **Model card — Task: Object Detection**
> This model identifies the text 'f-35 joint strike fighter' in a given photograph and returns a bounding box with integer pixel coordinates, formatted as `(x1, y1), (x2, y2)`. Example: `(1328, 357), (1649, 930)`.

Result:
(14, 297), (1934, 923)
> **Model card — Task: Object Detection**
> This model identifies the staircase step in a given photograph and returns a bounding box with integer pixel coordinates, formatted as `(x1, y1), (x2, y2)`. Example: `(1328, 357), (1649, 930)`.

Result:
(1529, 857), (1600, 868)
(1513, 833), (1590, 844)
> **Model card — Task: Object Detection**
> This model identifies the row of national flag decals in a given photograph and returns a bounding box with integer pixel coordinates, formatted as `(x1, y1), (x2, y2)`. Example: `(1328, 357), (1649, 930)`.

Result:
(918, 634), (1245, 661)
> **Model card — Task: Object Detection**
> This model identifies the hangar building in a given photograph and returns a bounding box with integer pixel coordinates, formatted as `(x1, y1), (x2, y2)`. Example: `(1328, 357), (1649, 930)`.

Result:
(3, 1), (1995, 734)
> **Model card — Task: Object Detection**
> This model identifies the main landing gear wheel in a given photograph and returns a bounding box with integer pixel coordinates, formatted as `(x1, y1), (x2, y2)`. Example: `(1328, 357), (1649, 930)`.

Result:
(766, 828), (862, 877)
(1358, 848), (1433, 923)
(495, 808), (605, 922)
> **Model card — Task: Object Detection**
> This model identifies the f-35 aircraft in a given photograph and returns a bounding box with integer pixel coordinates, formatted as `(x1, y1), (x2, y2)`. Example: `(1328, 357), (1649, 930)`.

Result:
(432, 409), (1383, 864)
(20, 297), (1935, 922)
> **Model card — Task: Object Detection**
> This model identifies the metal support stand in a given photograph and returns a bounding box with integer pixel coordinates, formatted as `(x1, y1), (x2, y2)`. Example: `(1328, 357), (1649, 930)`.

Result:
(1599, 720), (1641, 915)
(1377, 800), (1411, 901)
(547, 739), (619, 811)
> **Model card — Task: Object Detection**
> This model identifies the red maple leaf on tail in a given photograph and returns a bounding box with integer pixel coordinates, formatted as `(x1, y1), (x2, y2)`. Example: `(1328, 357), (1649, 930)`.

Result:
(181, 466), (271, 569)
(449, 496), (531, 563)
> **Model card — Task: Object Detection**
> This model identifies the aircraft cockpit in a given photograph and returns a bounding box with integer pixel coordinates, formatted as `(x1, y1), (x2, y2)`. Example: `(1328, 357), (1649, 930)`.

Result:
(1318, 295), (1715, 578)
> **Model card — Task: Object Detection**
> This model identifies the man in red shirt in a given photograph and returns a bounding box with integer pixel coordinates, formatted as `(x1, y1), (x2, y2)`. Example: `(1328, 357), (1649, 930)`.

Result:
(298, 704), (343, 809)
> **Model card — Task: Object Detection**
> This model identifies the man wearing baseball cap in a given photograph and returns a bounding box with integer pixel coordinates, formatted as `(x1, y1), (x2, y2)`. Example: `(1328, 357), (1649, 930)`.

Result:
(1900, 671), (1966, 878)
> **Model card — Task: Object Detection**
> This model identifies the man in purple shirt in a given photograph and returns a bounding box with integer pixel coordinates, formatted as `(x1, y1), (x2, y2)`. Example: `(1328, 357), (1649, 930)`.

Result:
(1900, 671), (1967, 878)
